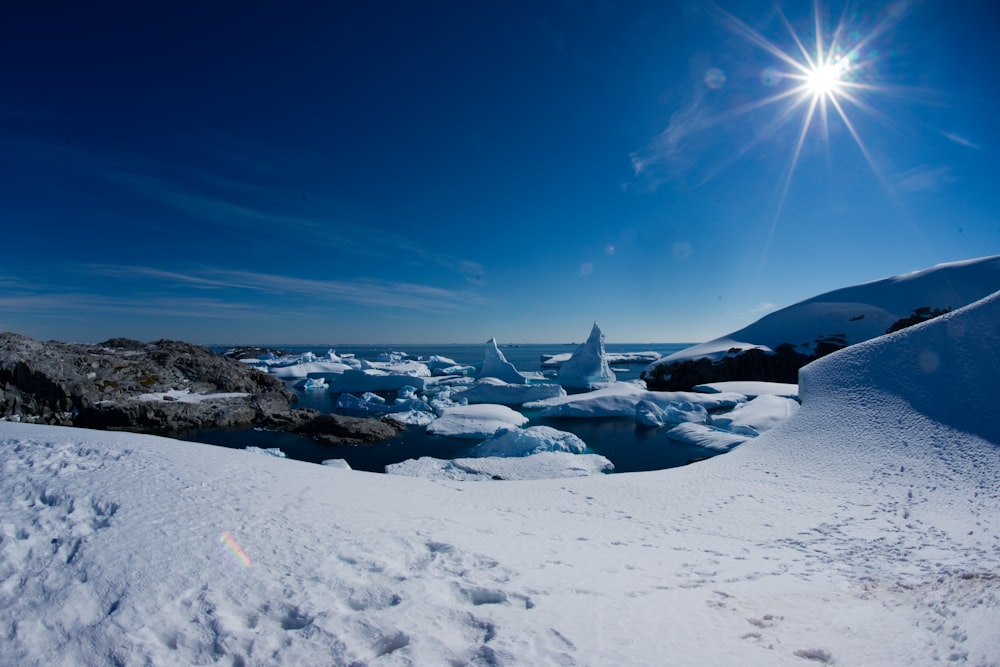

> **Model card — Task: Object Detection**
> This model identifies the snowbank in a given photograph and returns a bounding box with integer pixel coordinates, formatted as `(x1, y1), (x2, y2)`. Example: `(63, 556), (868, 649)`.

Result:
(1, 289), (999, 665)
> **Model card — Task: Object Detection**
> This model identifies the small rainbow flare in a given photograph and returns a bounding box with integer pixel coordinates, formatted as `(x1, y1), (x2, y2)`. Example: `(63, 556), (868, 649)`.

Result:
(219, 531), (252, 568)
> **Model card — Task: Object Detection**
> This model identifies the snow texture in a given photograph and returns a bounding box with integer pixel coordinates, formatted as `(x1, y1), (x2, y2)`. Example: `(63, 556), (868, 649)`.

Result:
(385, 451), (614, 481)
(556, 322), (616, 388)
(1, 290), (999, 666)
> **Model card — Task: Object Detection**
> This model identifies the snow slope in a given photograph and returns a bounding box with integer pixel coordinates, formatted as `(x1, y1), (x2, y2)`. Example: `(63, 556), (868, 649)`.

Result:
(647, 253), (1000, 368)
(1, 292), (999, 665)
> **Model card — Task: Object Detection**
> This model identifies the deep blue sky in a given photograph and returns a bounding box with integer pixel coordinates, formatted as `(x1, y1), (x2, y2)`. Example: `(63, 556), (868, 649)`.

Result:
(3, 0), (998, 344)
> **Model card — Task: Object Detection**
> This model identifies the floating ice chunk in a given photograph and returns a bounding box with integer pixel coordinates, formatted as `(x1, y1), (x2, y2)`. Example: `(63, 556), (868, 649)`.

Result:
(426, 404), (529, 439)
(453, 377), (566, 406)
(294, 377), (329, 391)
(321, 458), (352, 469)
(385, 451), (613, 481)
(665, 423), (749, 452)
(478, 338), (530, 384)
(470, 426), (587, 457)
(557, 322), (616, 389)
(711, 394), (800, 436)
(525, 382), (645, 417)
(360, 358), (431, 377)
(244, 446), (287, 458)
(397, 385), (418, 401)
(270, 360), (353, 387)
(384, 409), (438, 427)
(361, 392), (385, 404)
(693, 381), (799, 399)
(525, 383), (741, 418)
(635, 400), (666, 427)
(328, 369), (428, 393)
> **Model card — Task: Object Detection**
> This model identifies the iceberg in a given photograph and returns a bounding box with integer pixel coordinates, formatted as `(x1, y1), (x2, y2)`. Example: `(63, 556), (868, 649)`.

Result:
(385, 451), (613, 480)
(634, 400), (707, 427)
(477, 337), (530, 384)
(469, 425), (587, 457)
(711, 394), (800, 436)
(426, 404), (529, 439)
(328, 369), (428, 393)
(452, 377), (566, 406)
(557, 322), (616, 389)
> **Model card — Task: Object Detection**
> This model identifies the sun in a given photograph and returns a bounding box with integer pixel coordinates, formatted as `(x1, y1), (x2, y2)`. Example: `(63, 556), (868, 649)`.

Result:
(803, 60), (848, 97)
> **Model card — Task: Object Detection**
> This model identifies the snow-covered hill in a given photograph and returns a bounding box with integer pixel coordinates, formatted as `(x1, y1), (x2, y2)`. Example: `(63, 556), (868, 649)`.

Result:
(1, 290), (999, 665)
(644, 254), (1000, 389)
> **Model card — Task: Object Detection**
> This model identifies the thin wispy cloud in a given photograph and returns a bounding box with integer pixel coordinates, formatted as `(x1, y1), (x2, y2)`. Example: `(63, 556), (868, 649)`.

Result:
(9, 134), (487, 280)
(894, 164), (955, 194)
(939, 131), (981, 151)
(87, 265), (491, 313)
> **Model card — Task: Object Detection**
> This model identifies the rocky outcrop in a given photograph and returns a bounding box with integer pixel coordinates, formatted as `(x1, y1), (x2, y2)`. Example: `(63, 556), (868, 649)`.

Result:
(0, 333), (299, 433)
(641, 343), (840, 391)
(291, 413), (402, 446)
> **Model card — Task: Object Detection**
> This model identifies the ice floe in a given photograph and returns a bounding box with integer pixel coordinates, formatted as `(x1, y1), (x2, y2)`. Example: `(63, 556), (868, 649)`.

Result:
(425, 404), (530, 439)
(451, 377), (566, 406)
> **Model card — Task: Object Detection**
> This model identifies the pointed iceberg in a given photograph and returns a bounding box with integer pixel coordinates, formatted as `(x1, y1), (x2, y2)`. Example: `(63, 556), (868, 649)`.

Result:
(477, 337), (530, 384)
(557, 322), (616, 389)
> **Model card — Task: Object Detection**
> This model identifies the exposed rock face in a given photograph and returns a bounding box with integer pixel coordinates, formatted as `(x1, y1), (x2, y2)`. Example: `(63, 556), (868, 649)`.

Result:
(292, 413), (402, 446)
(0, 333), (298, 433)
(641, 345), (826, 391)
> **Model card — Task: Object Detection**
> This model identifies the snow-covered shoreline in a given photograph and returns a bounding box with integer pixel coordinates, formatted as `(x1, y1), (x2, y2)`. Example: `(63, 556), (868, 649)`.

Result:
(2, 290), (998, 665)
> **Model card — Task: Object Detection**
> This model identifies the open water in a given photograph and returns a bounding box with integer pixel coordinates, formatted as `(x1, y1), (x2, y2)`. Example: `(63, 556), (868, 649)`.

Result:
(179, 342), (725, 474)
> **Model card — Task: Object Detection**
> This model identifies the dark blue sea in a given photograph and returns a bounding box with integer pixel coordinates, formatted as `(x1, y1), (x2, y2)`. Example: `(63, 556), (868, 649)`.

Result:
(179, 343), (724, 474)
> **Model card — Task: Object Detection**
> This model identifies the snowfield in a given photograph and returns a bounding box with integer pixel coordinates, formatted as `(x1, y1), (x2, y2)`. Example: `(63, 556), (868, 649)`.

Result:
(2, 292), (999, 665)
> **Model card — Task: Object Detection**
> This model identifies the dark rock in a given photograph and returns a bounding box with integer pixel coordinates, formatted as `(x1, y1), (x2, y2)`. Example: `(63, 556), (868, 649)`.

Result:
(223, 346), (291, 360)
(641, 345), (821, 391)
(292, 413), (402, 446)
(886, 307), (950, 333)
(0, 332), (296, 433)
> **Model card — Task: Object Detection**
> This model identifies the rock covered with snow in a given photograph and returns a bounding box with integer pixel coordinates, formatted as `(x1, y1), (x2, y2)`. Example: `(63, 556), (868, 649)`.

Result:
(451, 377), (566, 406)
(477, 337), (530, 384)
(556, 322), (616, 389)
(643, 254), (1000, 390)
